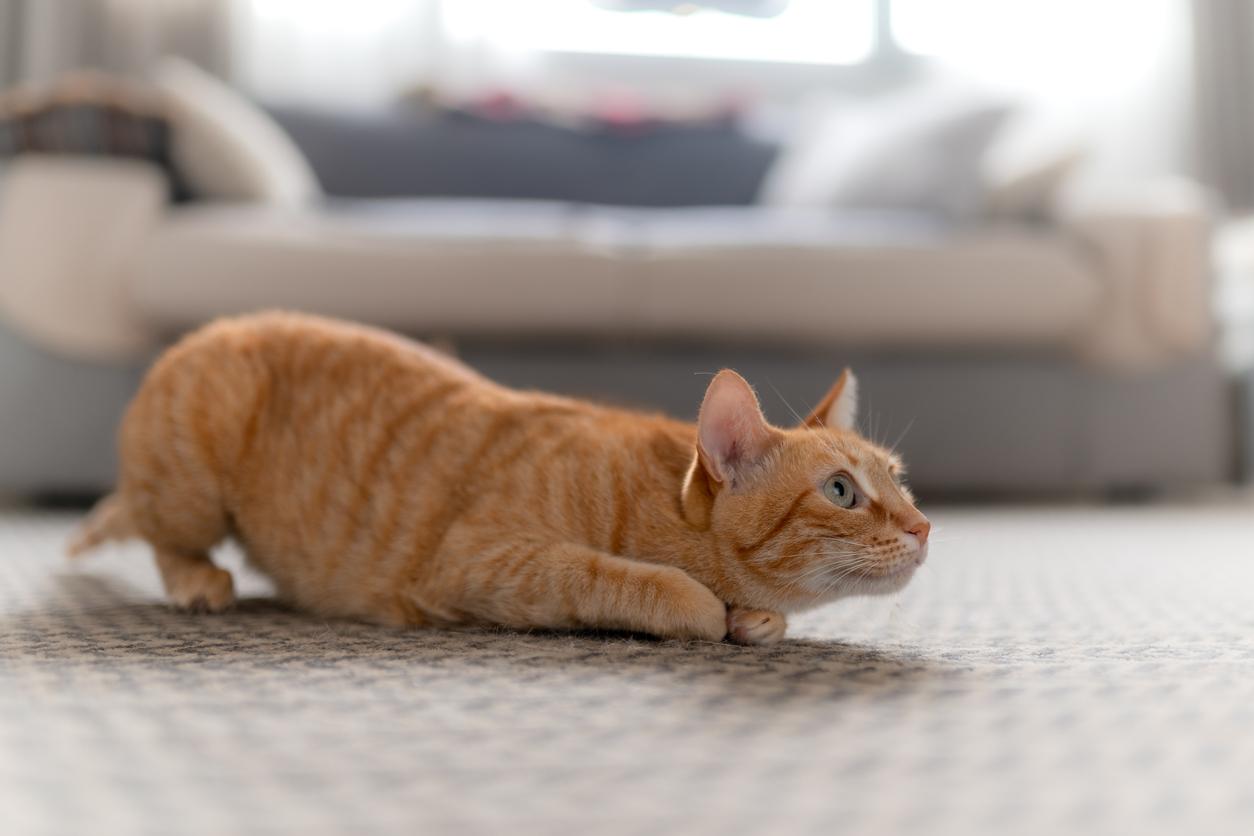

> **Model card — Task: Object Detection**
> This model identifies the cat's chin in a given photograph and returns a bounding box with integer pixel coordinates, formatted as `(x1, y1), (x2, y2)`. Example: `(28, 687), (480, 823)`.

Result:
(814, 563), (920, 604)
(851, 565), (919, 596)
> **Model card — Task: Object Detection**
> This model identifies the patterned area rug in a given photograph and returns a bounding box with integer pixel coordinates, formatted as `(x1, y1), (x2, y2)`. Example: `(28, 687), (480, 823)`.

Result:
(3, 506), (1254, 836)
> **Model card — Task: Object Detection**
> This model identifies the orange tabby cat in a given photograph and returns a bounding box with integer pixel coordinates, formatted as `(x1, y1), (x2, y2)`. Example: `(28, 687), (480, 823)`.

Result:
(70, 312), (929, 645)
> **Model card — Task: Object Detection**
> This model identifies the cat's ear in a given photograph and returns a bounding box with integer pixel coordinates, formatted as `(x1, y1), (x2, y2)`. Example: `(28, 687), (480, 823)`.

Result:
(803, 368), (858, 432)
(683, 370), (776, 528)
(695, 370), (776, 485)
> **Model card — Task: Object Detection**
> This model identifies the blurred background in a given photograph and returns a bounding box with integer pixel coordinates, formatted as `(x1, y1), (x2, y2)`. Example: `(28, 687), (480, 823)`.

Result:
(1, 0), (1252, 500)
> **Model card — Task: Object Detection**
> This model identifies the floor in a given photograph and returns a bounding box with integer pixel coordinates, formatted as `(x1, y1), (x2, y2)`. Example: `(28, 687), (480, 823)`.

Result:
(3, 504), (1254, 836)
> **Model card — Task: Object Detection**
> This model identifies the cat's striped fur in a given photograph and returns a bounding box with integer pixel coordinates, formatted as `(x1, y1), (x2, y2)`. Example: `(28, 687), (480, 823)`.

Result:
(71, 312), (929, 644)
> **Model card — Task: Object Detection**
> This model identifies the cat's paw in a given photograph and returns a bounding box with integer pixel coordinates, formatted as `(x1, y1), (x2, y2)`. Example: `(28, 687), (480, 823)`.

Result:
(168, 565), (236, 614)
(652, 569), (728, 642)
(726, 607), (787, 646)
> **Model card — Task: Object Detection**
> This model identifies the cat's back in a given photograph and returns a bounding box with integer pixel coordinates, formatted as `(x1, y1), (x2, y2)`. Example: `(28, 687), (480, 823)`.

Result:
(145, 310), (480, 403)
(166, 310), (477, 388)
(121, 311), (487, 481)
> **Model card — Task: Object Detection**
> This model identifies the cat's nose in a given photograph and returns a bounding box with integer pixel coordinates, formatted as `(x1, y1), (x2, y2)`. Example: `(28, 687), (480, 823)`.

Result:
(904, 518), (931, 546)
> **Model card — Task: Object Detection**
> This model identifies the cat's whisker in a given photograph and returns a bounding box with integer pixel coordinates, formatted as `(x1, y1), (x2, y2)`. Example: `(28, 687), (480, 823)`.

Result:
(887, 417), (916, 455)
(768, 381), (850, 462)
(812, 548), (862, 561)
(780, 545), (888, 598)
(782, 569), (852, 598)
(749, 542), (862, 566)
(816, 536), (866, 548)
(809, 530), (867, 545)
(819, 562), (869, 596)
(814, 531), (865, 542)
(787, 555), (871, 588)
(767, 381), (808, 428)
(787, 568), (835, 589)
(796, 555), (864, 577)
(814, 559), (877, 587)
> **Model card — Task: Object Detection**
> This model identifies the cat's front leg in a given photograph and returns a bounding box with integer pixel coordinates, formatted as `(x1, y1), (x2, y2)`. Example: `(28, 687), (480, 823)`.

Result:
(726, 606), (787, 645)
(434, 536), (728, 642)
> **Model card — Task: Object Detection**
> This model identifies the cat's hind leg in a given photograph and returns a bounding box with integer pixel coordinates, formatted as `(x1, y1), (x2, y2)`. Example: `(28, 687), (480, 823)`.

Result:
(118, 480), (237, 614)
(154, 547), (236, 613)
(101, 338), (248, 614)
(68, 490), (236, 612)
(432, 539), (727, 642)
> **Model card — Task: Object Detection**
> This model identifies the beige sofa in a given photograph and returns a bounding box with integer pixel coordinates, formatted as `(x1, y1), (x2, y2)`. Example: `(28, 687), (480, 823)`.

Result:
(0, 156), (1215, 366)
(0, 155), (1232, 495)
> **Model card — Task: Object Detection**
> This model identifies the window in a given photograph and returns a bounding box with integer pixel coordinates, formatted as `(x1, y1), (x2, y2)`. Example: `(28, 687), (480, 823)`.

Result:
(890, 0), (1179, 88)
(237, 0), (893, 107)
(441, 0), (875, 66)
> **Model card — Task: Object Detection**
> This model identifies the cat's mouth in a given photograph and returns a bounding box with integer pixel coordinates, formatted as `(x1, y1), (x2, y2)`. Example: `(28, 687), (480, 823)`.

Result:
(857, 544), (926, 578)
(801, 554), (921, 600)
(802, 543), (926, 600)
(844, 549), (925, 594)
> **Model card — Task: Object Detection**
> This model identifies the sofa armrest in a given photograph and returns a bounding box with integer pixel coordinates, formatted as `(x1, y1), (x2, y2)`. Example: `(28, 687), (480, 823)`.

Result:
(1061, 178), (1216, 367)
(0, 155), (167, 361)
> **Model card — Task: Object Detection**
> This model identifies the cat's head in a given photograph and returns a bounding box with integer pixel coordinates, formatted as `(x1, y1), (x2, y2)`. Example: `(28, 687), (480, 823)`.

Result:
(681, 369), (929, 612)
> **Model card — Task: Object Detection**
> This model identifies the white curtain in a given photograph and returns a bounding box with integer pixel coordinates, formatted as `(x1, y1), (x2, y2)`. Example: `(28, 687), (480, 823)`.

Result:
(894, 0), (1197, 198)
(229, 0), (878, 110)
(231, 0), (446, 108)
(5, 0), (1198, 199)
(2, 0), (231, 85)
(1193, 0), (1254, 210)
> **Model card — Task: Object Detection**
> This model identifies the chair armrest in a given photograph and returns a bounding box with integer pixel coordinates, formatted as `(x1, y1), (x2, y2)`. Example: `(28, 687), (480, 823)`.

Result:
(1060, 178), (1216, 367)
(0, 155), (167, 361)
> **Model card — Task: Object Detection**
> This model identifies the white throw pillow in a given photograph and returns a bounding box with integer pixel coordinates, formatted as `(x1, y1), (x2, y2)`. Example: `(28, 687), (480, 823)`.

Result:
(153, 57), (320, 206)
(981, 114), (1087, 222)
(760, 84), (1011, 218)
(983, 147), (1085, 222)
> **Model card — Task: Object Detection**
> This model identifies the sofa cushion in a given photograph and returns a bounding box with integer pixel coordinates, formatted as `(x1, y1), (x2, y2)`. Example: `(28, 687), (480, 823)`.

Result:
(133, 200), (627, 334)
(760, 85), (1011, 218)
(599, 207), (1100, 347)
(132, 201), (1100, 351)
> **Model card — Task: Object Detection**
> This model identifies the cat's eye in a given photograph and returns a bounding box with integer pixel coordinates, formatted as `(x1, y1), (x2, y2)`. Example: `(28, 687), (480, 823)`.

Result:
(822, 473), (857, 509)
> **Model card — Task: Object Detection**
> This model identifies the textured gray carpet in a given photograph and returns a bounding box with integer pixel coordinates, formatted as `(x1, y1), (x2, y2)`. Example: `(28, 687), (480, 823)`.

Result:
(3, 505), (1254, 836)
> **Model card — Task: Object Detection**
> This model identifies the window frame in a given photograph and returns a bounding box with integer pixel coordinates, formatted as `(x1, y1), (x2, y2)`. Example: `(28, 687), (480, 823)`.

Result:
(464, 0), (918, 98)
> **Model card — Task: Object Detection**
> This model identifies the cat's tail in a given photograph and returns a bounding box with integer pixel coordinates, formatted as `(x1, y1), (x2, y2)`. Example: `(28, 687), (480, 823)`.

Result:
(67, 492), (136, 557)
